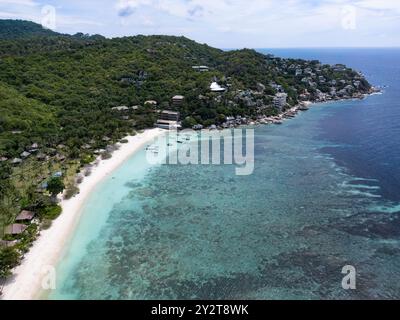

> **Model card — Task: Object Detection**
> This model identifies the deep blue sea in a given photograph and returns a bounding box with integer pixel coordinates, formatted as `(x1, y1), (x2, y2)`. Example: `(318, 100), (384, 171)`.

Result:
(49, 49), (400, 300)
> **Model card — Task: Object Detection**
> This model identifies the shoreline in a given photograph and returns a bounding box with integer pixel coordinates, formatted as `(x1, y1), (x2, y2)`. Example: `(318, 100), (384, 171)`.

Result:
(1, 128), (165, 300)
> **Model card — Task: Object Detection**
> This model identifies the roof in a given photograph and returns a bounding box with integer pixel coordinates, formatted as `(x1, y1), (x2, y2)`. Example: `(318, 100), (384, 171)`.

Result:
(162, 110), (180, 115)
(172, 95), (184, 100)
(4, 224), (28, 235)
(210, 82), (226, 92)
(111, 106), (129, 111)
(16, 210), (35, 221)
(21, 151), (31, 158)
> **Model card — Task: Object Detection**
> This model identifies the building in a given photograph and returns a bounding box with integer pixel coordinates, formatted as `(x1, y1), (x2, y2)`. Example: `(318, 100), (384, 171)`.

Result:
(160, 110), (180, 122)
(156, 110), (181, 130)
(156, 120), (182, 130)
(111, 106), (129, 111)
(4, 224), (28, 236)
(192, 66), (209, 72)
(210, 82), (226, 92)
(172, 95), (184, 107)
(15, 210), (35, 222)
(273, 93), (288, 110)
(20, 151), (31, 159)
(144, 100), (158, 107)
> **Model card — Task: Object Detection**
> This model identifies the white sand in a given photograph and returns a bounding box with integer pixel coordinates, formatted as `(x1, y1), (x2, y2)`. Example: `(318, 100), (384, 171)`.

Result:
(1, 128), (165, 300)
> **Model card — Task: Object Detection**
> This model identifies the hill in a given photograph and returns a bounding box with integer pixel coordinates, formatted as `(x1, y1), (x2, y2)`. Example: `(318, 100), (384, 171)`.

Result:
(0, 19), (59, 39)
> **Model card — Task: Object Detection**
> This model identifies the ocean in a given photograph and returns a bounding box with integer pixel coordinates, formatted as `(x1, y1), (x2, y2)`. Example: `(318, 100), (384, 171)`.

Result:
(48, 48), (400, 300)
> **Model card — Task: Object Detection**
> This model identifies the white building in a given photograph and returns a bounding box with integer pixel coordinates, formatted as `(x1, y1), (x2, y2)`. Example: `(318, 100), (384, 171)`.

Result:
(273, 93), (288, 110)
(210, 82), (226, 92)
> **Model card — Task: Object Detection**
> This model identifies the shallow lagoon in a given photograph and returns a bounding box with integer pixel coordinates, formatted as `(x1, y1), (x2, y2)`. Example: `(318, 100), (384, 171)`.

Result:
(49, 49), (400, 300)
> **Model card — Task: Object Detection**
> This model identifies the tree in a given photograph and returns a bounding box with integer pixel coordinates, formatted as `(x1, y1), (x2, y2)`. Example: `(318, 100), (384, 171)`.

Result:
(47, 177), (65, 202)
(182, 116), (197, 128)
(0, 247), (20, 279)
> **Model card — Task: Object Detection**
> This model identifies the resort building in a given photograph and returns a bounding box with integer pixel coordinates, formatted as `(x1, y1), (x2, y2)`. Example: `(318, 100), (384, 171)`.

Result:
(156, 110), (181, 130)
(20, 151), (31, 159)
(160, 110), (180, 122)
(210, 82), (226, 92)
(192, 66), (209, 72)
(273, 93), (288, 110)
(172, 95), (185, 107)
(4, 224), (28, 236)
(15, 210), (35, 222)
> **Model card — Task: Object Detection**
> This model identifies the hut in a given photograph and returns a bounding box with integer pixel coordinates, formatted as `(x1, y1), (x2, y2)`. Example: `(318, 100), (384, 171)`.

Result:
(15, 210), (35, 222)
(4, 224), (28, 236)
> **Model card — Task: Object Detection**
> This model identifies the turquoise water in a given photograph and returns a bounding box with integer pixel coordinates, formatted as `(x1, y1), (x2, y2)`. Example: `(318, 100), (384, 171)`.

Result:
(49, 49), (400, 300)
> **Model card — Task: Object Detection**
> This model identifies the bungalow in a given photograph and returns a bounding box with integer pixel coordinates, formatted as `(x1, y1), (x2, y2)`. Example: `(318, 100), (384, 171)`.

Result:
(15, 210), (35, 222)
(4, 224), (28, 236)
(20, 151), (31, 158)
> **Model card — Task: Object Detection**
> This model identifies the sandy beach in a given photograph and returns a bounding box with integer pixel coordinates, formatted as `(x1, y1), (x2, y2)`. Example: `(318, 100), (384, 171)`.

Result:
(1, 128), (165, 300)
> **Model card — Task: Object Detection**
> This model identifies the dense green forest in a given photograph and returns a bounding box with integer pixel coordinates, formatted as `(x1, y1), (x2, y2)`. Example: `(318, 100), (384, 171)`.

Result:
(0, 20), (372, 281)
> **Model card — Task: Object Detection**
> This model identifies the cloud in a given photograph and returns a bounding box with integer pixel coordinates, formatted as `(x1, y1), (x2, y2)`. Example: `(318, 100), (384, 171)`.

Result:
(118, 5), (135, 17)
(1, 0), (400, 47)
(0, 0), (38, 6)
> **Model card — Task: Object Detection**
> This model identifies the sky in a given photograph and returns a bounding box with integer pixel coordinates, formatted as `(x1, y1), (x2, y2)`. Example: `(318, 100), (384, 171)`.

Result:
(0, 0), (400, 48)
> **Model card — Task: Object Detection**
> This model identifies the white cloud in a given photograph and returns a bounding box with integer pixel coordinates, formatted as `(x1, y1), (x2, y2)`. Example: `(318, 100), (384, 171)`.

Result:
(1, 0), (399, 47)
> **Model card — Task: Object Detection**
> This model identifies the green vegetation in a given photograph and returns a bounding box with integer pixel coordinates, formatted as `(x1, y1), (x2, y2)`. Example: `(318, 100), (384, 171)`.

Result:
(0, 19), (373, 280)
